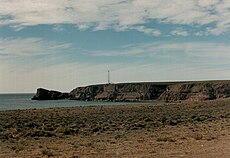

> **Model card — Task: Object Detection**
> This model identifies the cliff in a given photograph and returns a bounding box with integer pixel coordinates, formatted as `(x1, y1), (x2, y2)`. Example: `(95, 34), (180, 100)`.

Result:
(158, 81), (230, 101)
(32, 88), (69, 100)
(69, 82), (170, 101)
(32, 81), (230, 101)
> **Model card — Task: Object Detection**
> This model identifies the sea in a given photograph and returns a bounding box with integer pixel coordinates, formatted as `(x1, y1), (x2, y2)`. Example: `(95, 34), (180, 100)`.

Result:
(0, 94), (154, 111)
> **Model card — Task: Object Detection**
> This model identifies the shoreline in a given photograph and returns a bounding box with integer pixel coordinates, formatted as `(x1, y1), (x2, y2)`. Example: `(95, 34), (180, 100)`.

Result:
(0, 100), (230, 157)
(0, 93), (161, 111)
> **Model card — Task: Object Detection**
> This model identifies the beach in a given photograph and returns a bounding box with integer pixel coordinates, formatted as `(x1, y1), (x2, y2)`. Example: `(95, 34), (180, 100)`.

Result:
(0, 100), (230, 158)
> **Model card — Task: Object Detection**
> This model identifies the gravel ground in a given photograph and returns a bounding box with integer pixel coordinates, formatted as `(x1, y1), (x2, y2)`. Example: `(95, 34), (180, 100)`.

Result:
(0, 99), (230, 157)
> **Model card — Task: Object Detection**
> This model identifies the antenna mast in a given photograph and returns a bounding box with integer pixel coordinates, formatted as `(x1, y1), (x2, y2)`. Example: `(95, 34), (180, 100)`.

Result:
(108, 70), (110, 84)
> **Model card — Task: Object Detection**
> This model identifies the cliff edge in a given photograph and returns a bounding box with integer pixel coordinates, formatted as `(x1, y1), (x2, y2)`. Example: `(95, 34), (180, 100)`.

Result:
(158, 81), (230, 101)
(69, 82), (169, 101)
(32, 81), (230, 101)
(32, 88), (69, 100)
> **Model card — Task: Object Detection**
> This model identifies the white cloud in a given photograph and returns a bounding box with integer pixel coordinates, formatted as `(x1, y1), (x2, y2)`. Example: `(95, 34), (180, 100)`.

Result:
(77, 24), (90, 31)
(87, 41), (230, 62)
(171, 29), (189, 36)
(0, 0), (229, 35)
(0, 37), (71, 58)
(1, 37), (228, 65)
(131, 26), (161, 36)
(52, 25), (64, 32)
(196, 0), (220, 7)
(10, 25), (25, 31)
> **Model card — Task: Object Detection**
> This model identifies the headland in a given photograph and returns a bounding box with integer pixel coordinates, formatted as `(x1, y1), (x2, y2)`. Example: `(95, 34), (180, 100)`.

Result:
(32, 80), (230, 101)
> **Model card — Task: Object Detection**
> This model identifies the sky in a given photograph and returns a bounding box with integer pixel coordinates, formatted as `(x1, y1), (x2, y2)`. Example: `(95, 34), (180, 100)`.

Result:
(0, 0), (230, 93)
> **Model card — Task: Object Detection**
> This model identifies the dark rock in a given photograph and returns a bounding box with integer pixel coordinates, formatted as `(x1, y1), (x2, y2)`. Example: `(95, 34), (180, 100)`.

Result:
(32, 80), (230, 101)
(158, 81), (230, 101)
(69, 85), (103, 100)
(169, 120), (178, 126)
(69, 83), (168, 101)
(32, 88), (69, 100)
(32, 88), (50, 100)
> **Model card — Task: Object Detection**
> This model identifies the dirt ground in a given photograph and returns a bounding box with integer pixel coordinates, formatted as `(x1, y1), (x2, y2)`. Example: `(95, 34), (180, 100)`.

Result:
(0, 99), (230, 158)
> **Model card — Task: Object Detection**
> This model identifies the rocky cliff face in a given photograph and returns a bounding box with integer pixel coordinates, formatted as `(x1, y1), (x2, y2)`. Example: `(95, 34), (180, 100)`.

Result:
(158, 81), (230, 101)
(32, 81), (230, 101)
(69, 83), (168, 101)
(32, 88), (69, 100)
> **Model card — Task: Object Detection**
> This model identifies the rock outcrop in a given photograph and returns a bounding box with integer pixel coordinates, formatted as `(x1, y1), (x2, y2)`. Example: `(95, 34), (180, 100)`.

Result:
(69, 83), (169, 101)
(158, 81), (230, 101)
(32, 88), (69, 100)
(32, 81), (230, 101)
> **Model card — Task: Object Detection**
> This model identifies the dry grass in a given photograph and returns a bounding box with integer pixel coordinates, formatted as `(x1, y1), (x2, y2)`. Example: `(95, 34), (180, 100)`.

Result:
(0, 99), (230, 157)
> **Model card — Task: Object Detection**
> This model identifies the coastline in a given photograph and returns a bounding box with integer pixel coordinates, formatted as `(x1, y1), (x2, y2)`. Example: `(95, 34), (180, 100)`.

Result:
(0, 93), (159, 111)
(0, 99), (229, 157)
(32, 80), (230, 102)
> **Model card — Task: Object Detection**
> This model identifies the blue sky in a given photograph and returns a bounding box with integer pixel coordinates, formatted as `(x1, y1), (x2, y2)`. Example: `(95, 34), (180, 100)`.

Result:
(0, 0), (230, 93)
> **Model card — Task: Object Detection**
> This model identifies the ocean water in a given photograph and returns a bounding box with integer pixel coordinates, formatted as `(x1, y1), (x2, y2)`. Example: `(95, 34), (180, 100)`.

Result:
(0, 94), (154, 111)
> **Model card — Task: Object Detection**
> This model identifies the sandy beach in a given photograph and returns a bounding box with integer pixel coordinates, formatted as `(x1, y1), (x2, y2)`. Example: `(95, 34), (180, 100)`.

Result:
(0, 100), (230, 158)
